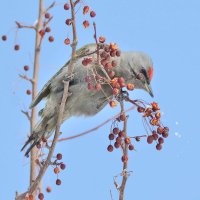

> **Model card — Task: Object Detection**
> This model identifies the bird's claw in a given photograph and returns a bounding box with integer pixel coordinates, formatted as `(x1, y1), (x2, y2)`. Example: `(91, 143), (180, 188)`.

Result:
(116, 90), (129, 102)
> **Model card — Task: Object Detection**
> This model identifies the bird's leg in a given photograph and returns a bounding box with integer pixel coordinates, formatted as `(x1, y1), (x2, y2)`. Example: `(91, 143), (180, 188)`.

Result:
(116, 90), (129, 102)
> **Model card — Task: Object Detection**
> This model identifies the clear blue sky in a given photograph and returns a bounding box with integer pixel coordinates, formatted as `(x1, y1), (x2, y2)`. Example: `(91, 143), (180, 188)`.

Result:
(1, 0), (200, 199)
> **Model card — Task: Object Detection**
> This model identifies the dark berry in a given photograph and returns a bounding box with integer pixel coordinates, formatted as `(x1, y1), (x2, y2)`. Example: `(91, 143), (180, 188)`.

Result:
(46, 186), (52, 193)
(56, 179), (61, 185)
(48, 36), (54, 42)
(107, 144), (114, 152)
(45, 27), (51, 33)
(38, 193), (44, 200)
(24, 65), (29, 71)
(64, 3), (70, 10)
(45, 12), (51, 19)
(109, 133), (115, 140)
(147, 135), (154, 144)
(114, 142), (120, 148)
(113, 127), (119, 135)
(26, 90), (31, 95)
(60, 163), (66, 170)
(14, 44), (20, 51)
(158, 137), (164, 144)
(56, 153), (62, 160)
(156, 143), (162, 150)
(128, 144), (134, 151)
(90, 11), (96, 17)
(1, 35), (7, 41)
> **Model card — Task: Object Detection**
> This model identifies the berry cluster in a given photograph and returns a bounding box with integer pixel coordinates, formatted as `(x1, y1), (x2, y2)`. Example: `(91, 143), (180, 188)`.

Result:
(137, 101), (169, 150)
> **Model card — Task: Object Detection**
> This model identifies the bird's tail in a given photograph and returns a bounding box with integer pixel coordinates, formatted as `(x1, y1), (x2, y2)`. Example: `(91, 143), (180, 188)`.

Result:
(21, 118), (52, 157)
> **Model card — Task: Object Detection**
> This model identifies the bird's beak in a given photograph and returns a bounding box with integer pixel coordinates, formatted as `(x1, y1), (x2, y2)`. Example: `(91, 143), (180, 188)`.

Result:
(144, 82), (154, 97)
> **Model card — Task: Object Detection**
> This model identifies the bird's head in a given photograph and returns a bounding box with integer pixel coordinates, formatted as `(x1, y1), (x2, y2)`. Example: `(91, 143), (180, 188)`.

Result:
(124, 52), (154, 97)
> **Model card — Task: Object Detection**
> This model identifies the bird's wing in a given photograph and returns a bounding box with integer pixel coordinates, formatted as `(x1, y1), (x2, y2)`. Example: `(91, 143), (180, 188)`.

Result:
(29, 61), (70, 109)
(29, 43), (97, 109)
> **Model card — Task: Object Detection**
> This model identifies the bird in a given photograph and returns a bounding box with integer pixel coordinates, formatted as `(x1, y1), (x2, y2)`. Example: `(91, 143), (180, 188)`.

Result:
(21, 43), (154, 157)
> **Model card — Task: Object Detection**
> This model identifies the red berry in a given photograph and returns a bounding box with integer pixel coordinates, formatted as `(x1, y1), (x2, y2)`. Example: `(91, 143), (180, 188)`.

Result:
(60, 163), (66, 170)
(119, 114), (126, 121)
(48, 36), (54, 42)
(56, 153), (62, 160)
(114, 142), (120, 148)
(156, 143), (162, 150)
(26, 90), (31, 95)
(109, 133), (115, 140)
(135, 136), (140, 142)
(64, 3), (70, 10)
(147, 135), (154, 144)
(45, 12), (51, 19)
(83, 6), (90, 14)
(116, 136), (122, 144)
(24, 65), (29, 71)
(54, 167), (60, 174)
(83, 20), (89, 28)
(107, 144), (114, 152)
(38, 193), (44, 200)
(14, 44), (20, 51)
(95, 83), (101, 91)
(137, 106), (145, 113)
(39, 29), (45, 37)
(162, 131), (169, 138)
(45, 27), (51, 33)
(56, 179), (62, 185)
(118, 77), (125, 84)
(158, 137), (164, 144)
(152, 132), (158, 140)
(108, 71), (115, 78)
(64, 38), (70, 45)
(90, 11), (96, 17)
(113, 127), (119, 135)
(116, 50), (121, 57)
(118, 131), (125, 137)
(124, 137), (131, 144)
(157, 126), (163, 134)
(1, 35), (7, 41)
(127, 83), (135, 91)
(46, 186), (52, 193)
(87, 83), (94, 90)
(121, 155), (128, 163)
(111, 60), (117, 67)
(99, 36), (106, 43)
(129, 144), (134, 151)
(112, 88), (120, 95)
(65, 19), (72, 25)
(105, 62), (112, 69)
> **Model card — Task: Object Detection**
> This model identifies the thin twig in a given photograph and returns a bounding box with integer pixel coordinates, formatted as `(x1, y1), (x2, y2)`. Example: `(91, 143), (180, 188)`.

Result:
(19, 74), (34, 84)
(43, 1), (56, 14)
(15, 21), (36, 30)
(57, 105), (136, 142)
(21, 110), (31, 121)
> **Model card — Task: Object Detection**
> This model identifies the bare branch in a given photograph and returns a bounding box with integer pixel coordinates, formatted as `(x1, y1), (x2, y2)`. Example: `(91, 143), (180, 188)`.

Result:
(15, 21), (36, 30)
(21, 110), (31, 121)
(19, 74), (34, 84)
(43, 1), (56, 14)
(57, 106), (136, 142)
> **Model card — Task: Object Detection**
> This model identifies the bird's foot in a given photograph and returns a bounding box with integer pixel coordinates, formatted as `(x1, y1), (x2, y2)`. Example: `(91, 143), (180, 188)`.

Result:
(116, 90), (129, 102)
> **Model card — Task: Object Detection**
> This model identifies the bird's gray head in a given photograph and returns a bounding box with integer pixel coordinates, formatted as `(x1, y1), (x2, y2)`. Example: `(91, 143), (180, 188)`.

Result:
(121, 52), (154, 97)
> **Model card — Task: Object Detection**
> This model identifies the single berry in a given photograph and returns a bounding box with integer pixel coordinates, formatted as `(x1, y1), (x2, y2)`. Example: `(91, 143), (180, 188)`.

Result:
(64, 38), (70, 45)
(119, 114), (126, 121)
(14, 44), (20, 51)
(65, 19), (72, 25)
(116, 136), (122, 144)
(157, 126), (163, 134)
(83, 6), (90, 14)
(158, 137), (164, 144)
(113, 127), (119, 135)
(105, 62), (112, 69)
(111, 60), (117, 67)
(118, 131), (125, 137)
(45, 27), (51, 33)
(147, 135), (154, 144)
(87, 83), (94, 90)
(152, 132), (158, 140)
(56, 179), (61, 185)
(108, 70), (115, 78)
(151, 102), (160, 111)
(26, 90), (31, 95)
(137, 106), (145, 113)
(83, 20), (90, 28)
(109, 133), (115, 140)
(155, 112), (161, 119)
(64, 3), (70, 10)
(60, 163), (66, 170)
(129, 144), (134, 151)
(46, 186), (52, 193)
(90, 11), (96, 17)
(54, 167), (60, 174)
(38, 193), (44, 200)
(118, 77), (125, 84)
(1, 35), (7, 41)
(39, 29), (45, 37)
(99, 36), (106, 43)
(114, 142), (120, 148)
(112, 88), (120, 95)
(116, 50), (121, 57)
(109, 100), (117, 108)
(162, 131), (169, 138)
(107, 144), (114, 152)
(121, 155), (128, 163)
(48, 36), (54, 42)
(57, 153), (62, 160)
(95, 83), (101, 91)
(24, 65), (29, 71)
(124, 137), (131, 144)
(156, 143), (162, 150)
(45, 12), (51, 19)
(127, 83), (135, 91)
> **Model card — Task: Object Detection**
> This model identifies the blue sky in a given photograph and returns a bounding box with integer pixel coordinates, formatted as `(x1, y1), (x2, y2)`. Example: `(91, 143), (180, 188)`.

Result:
(1, 0), (200, 199)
